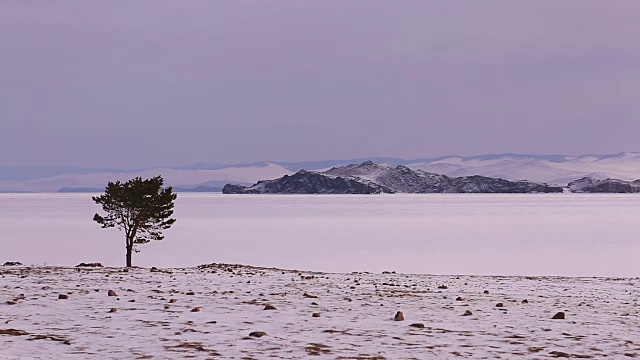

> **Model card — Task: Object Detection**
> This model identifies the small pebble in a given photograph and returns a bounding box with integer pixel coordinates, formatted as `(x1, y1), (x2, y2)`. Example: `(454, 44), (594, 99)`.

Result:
(394, 311), (404, 321)
(552, 312), (565, 319)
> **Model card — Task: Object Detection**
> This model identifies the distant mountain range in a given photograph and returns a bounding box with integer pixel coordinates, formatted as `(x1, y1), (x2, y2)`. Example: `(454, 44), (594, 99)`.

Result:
(223, 161), (564, 194)
(2, 152), (640, 193)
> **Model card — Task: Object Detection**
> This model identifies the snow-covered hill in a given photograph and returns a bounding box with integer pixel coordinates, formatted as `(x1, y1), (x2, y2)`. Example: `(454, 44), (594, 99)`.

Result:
(0, 163), (291, 193)
(407, 152), (640, 185)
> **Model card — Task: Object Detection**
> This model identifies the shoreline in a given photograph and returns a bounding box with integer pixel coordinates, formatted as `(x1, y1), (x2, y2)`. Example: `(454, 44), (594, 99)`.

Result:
(3, 262), (638, 280)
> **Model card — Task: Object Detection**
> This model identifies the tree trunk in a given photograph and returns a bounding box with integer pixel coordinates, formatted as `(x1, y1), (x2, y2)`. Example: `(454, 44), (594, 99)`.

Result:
(126, 227), (137, 268)
(126, 245), (132, 267)
(126, 235), (133, 267)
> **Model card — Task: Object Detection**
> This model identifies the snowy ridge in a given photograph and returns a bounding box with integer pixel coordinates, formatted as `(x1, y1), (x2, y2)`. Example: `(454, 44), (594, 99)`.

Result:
(408, 152), (640, 185)
(0, 163), (291, 193)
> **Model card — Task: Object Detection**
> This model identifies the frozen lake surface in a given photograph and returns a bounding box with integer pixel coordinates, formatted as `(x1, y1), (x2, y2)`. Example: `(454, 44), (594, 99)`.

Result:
(1, 193), (638, 277)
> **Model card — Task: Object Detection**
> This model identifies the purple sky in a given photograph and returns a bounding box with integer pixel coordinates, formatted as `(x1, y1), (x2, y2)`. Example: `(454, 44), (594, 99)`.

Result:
(1, 1), (639, 168)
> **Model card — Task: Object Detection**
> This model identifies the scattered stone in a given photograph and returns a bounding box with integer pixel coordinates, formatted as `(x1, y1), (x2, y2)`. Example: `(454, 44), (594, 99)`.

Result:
(303, 292), (318, 298)
(312, 313), (321, 318)
(75, 263), (103, 268)
(437, 285), (448, 289)
(150, 267), (160, 272)
(409, 323), (425, 328)
(496, 303), (504, 307)
(549, 350), (571, 358)
(2, 262), (23, 267)
(186, 291), (195, 296)
(6, 300), (16, 305)
(305, 343), (331, 356)
(191, 307), (201, 312)
(108, 308), (117, 313)
(394, 311), (404, 321)
(58, 294), (68, 300)
(108, 290), (117, 297)
(462, 310), (473, 316)
(264, 305), (276, 310)
(483, 290), (489, 294)
(311, 302), (319, 306)
(0, 328), (29, 336)
(456, 297), (465, 301)
(169, 299), (177, 303)
(552, 312), (565, 319)
(249, 331), (267, 338)
(522, 299), (529, 304)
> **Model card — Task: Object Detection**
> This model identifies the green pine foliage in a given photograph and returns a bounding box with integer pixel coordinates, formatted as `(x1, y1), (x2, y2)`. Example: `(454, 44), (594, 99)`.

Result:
(93, 176), (177, 267)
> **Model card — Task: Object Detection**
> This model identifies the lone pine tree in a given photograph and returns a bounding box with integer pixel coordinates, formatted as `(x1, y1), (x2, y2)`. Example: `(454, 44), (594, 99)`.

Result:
(93, 176), (177, 267)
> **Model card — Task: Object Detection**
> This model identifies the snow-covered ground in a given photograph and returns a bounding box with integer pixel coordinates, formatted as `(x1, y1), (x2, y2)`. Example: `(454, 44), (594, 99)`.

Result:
(1, 264), (639, 359)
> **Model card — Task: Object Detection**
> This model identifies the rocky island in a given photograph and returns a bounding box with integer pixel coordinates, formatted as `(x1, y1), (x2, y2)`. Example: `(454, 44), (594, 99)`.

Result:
(223, 161), (564, 194)
(568, 177), (640, 193)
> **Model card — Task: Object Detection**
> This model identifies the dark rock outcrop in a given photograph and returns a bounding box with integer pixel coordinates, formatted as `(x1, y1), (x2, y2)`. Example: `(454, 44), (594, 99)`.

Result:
(224, 161), (564, 194)
(2, 262), (23, 266)
(76, 263), (103, 268)
(568, 177), (640, 193)
(223, 169), (393, 194)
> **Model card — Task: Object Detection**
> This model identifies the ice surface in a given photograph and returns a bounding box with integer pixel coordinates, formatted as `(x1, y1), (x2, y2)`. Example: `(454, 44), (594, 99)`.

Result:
(1, 193), (639, 277)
